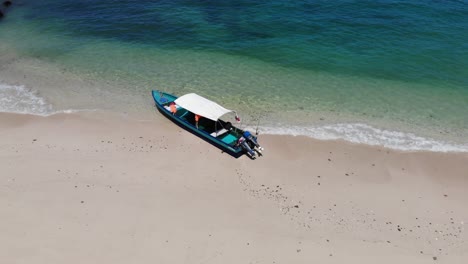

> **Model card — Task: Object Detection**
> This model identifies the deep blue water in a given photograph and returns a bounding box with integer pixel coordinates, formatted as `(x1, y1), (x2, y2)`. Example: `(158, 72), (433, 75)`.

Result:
(10, 0), (468, 87)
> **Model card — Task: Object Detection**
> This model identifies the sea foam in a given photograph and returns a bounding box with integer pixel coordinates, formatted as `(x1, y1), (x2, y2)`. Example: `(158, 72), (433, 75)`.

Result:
(259, 123), (468, 153)
(0, 83), (54, 115)
(0, 83), (88, 116)
(2, 83), (466, 153)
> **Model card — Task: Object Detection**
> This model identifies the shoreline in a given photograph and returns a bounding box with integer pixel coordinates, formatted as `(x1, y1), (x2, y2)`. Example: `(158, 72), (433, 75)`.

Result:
(1, 111), (467, 263)
(1, 100), (467, 153)
(1, 54), (466, 153)
(0, 43), (467, 147)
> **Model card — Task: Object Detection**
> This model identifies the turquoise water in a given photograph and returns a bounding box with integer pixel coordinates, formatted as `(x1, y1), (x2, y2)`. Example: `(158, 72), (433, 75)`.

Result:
(1, 0), (467, 151)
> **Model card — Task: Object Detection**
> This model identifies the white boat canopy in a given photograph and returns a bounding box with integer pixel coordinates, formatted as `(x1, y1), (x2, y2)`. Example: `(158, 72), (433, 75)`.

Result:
(174, 93), (234, 121)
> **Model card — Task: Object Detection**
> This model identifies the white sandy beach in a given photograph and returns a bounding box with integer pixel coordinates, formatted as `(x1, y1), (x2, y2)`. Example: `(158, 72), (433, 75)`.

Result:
(1, 111), (467, 264)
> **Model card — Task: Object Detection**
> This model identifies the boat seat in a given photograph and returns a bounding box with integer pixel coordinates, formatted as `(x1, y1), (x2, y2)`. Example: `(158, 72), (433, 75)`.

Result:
(221, 133), (238, 145)
(178, 111), (189, 119)
(210, 128), (228, 137)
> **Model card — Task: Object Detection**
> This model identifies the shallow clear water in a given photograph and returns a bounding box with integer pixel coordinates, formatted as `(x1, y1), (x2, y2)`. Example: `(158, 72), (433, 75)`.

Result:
(1, 0), (467, 151)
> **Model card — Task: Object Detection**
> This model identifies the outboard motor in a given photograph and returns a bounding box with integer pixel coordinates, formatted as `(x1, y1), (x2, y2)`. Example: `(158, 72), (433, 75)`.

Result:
(237, 136), (256, 159)
(243, 130), (263, 155)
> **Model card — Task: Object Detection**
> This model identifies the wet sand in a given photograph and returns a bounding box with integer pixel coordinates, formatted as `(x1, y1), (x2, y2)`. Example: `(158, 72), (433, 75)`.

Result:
(1, 112), (467, 263)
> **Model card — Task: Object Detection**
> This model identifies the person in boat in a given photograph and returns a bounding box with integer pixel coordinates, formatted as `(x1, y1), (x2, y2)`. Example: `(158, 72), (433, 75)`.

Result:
(195, 114), (201, 129)
(169, 102), (177, 115)
(225, 122), (233, 131)
(243, 130), (263, 150)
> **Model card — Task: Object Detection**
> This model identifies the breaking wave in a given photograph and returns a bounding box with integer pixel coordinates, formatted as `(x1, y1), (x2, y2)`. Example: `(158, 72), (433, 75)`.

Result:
(0, 83), (54, 115)
(0, 83), (90, 116)
(2, 83), (466, 153)
(260, 123), (468, 153)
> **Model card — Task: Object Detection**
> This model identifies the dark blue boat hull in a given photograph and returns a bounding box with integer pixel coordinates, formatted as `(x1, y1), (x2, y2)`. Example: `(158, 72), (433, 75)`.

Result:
(152, 90), (244, 158)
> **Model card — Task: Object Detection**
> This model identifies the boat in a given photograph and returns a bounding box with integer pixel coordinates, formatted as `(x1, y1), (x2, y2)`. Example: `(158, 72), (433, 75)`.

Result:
(151, 90), (263, 159)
